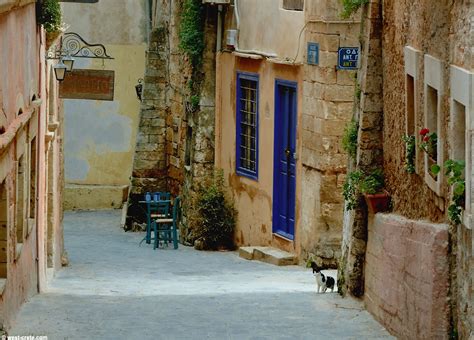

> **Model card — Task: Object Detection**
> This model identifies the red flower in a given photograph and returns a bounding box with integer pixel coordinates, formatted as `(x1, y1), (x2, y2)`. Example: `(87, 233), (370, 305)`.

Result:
(419, 128), (429, 136)
(423, 136), (429, 141)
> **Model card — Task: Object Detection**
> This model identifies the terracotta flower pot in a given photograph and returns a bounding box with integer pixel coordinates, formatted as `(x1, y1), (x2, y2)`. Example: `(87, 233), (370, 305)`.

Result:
(364, 190), (390, 214)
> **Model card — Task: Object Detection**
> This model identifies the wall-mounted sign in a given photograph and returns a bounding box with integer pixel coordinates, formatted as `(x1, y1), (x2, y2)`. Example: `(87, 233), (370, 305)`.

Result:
(338, 47), (359, 70)
(307, 42), (319, 65)
(59, 69), (114, 101)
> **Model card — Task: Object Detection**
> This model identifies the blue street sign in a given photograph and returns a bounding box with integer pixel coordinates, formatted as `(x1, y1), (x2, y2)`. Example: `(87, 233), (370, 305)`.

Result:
(307, 43), (319, 65)
(338, 47), (359, 70)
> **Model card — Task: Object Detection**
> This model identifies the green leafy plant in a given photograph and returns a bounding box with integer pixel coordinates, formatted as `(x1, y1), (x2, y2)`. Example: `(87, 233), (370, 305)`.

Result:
(179, 0), (205, 68)
(342, 120), (358, 160)
(343, 169), (385, 210)
(343, 170), (363, 210)
(402, 135), (416, 174)
(341, 0), (369, 19)
(190, 95), (200, 111)
(360, 169), (384, 194)
(38, 0), (62, 33)
(432, 159), (465, 225)
(190, 169), (237, 250)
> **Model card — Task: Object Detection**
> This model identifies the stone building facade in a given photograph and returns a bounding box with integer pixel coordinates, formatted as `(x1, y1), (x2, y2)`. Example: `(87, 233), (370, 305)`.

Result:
(0, 0), (64, 329)
(340, 0), (473, 338)
(214, 0), (359, 265)
(126, 0), (217, 241)
(126, 0), (360, 262)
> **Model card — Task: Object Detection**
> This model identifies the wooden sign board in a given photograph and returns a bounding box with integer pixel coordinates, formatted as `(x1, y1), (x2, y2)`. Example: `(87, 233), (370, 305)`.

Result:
(59, 0), (99, 3)
(59, 69), (114, 101)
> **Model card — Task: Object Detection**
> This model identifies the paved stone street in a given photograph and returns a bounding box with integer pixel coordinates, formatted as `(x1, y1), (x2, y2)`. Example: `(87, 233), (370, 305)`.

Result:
(10, 211), (392, 339)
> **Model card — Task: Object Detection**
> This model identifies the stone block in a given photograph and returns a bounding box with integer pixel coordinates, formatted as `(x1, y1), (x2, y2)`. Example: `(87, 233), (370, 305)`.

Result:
(323, 84), (355, 102)
(310, 66), (337, 84)
(318, 51), (338, 68)
(360, 92), (383, 112)
(322, 119), (346, 137)
(151, 118), (166, 128)
(337, 70), (357, 86)
(307, 33), (340, 52)
(359, 111), (383, 130)
(365, 214), (450, 339)
(148, 134), (165, 144)
(64, 184), (129, 210)
(358, 131), (383, 150)
(302, 114), (315, 132)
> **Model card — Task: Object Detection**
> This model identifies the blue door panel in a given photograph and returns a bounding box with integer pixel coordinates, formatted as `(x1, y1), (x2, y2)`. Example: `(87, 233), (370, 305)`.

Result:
(272, 80), (297, 240)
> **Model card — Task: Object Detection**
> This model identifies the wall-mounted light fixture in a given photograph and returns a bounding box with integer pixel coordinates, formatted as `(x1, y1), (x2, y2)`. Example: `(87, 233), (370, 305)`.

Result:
(53, 59), (68, 81)
(47, 32), (114, 81)
(135, 78), (143, 101)
(62, 53), (75, 72)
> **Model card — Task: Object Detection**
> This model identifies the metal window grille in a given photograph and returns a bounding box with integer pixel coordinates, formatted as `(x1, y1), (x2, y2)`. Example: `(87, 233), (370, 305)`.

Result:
(238, 78), (257, 173)
(283, 0), (304, 11)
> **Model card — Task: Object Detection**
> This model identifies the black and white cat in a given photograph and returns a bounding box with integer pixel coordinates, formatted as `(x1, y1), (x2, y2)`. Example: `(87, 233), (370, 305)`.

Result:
(310, 261), (335, 293)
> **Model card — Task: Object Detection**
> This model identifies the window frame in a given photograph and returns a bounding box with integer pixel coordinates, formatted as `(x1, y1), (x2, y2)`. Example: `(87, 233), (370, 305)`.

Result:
(236, 72), (259, 181)
(423, 54), (444, 196)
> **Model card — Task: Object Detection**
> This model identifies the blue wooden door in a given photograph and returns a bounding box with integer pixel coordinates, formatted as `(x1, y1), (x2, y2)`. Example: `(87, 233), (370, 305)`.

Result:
(272, 81), (297, 240)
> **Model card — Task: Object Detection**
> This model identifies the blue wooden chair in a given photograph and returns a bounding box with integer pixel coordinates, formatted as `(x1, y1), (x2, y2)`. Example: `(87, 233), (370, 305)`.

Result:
(143, 192), (171, 245)
(152, 196), (180, 249)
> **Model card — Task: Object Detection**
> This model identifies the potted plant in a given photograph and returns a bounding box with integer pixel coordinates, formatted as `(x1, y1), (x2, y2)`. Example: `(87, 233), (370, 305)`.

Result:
(37, 0), (63, 49)
(419, 128), (438, 177)
(360, 169), (390, 214)
(343, 169), (390, 213)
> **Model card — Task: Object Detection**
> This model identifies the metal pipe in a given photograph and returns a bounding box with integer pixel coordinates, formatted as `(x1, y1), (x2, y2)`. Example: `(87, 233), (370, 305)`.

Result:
(217, 4), (222, 52)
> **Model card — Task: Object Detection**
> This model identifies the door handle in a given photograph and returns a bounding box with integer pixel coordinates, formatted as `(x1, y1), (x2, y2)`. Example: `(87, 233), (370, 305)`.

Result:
(285, 148), (291, 158)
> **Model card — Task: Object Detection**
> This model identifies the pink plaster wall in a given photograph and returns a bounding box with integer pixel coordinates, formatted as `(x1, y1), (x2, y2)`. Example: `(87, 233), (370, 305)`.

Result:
(0, 2), (59, 329)
(365, 213), (450, 339)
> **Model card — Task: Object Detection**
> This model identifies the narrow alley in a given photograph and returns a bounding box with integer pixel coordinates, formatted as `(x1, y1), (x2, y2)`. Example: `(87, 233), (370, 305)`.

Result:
(10, 211), (391, 339)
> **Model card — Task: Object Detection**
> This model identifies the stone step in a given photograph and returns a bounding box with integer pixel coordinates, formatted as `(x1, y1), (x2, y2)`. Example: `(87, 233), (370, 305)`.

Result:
(239, 246), (297, 266)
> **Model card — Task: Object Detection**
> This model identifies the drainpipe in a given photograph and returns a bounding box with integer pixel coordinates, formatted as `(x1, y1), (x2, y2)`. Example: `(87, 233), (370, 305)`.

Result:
(216, 5), (222, 52)
(232, 0), (277, 58)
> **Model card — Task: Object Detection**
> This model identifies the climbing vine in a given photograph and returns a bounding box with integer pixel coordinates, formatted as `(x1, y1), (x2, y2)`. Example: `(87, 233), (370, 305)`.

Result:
(340, 0), (369, 19)
(179, 0), (205, 69)
(179, 0), (205, 112)
(342, 120), (359, 160)
(402, 135), (416, 174)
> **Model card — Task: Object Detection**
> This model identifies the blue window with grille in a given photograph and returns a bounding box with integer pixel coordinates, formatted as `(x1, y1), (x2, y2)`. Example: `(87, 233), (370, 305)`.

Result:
(236, 72), (259, 180)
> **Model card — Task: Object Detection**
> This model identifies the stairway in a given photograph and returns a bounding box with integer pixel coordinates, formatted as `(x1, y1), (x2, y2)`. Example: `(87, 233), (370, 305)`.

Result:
(239, 246), (297, 266)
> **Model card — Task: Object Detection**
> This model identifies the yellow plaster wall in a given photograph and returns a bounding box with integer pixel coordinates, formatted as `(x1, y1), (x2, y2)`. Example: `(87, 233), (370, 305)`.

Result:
(63, 44), (146, 209)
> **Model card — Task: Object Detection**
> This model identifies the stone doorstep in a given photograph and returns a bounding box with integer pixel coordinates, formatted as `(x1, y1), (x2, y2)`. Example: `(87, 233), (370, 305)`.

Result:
(239, 246), (297, 266)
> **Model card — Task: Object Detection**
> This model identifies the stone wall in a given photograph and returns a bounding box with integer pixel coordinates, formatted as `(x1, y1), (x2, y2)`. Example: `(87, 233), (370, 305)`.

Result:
(365, 214), (450, 339)
(126, 1), (216, 236)
(300, 0), (360, 268)
(339, 0), (383, 296)
(340, 0), (474, 337)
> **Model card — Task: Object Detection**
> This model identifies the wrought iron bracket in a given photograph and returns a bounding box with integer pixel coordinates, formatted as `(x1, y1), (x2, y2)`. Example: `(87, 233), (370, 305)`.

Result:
(46, 32), (114, 60)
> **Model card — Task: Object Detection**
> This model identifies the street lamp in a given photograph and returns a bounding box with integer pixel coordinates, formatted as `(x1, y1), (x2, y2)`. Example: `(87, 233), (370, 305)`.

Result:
(62, 53), (75, 72)
(53, 59), (67, 81)
(135, 78), (143, 101)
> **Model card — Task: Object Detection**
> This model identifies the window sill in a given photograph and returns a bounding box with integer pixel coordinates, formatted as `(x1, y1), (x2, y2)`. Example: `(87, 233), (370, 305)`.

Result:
(27, 218), (35, 238)
(15, 243), (22, 261)
(236, 169), (258, 182)
(0, 278), (5, 296)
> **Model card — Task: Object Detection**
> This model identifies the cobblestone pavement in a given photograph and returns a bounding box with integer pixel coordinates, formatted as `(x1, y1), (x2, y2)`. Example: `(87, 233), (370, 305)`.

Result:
(10, 210), (393, 340)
